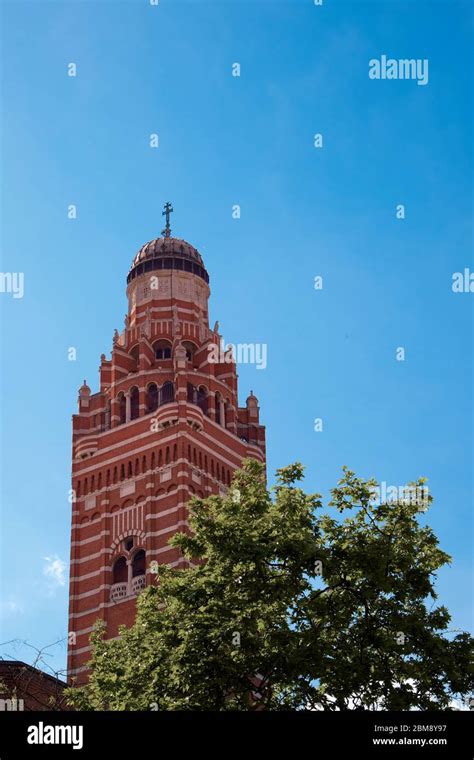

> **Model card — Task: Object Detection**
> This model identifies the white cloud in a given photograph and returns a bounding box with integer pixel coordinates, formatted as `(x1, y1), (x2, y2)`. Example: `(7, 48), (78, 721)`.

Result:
(43, 555), (66, 589)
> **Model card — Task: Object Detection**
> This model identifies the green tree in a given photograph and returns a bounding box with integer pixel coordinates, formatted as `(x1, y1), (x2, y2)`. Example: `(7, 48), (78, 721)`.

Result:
(67, 460), (473, 711)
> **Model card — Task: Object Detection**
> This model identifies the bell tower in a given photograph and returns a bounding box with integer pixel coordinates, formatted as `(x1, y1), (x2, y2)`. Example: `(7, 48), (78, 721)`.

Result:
(67, 207), (266, 683)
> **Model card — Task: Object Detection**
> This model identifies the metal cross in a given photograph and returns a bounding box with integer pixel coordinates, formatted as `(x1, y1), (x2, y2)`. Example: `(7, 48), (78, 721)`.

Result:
(162, 201), (173, 238)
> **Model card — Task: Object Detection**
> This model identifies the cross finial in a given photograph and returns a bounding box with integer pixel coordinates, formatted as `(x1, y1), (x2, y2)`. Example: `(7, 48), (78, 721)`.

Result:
(162, 201), (173, 238)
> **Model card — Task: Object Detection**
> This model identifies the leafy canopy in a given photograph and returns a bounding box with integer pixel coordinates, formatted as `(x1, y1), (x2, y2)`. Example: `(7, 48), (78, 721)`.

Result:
(68, 460), (473, 711)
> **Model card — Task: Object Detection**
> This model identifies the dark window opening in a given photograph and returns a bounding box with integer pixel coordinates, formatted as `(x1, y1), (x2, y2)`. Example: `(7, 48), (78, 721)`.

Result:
(147, 383), (159, 413)
(161, 381), (174, 405)
(130, 387), (139, 420)
(113, 557), (127, 584)
(132, 549), (146, 577)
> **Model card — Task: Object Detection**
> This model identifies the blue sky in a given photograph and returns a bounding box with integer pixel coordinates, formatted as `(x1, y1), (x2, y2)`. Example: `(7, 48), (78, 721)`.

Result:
(0, 0), (472, 679)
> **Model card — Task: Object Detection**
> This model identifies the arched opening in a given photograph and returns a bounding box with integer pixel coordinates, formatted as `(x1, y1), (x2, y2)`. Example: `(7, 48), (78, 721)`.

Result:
(118, 393), (126, 425)
(224, 400), (231, 428)
(105, 400), (111, 431)
(187, 383), (197, 404)
(112, 556), (127, 584)
(182, 341), (197, 362)
(215, 392), (222, 425)
(130, 386), (139, 420)
(132, 549), (146, 577)
(154, 340), (172, 361)
(161, 381), (174, 405)
(197, 386), (208, 414)
(146, 383), (159, 413)
(132, 549), (146, 594)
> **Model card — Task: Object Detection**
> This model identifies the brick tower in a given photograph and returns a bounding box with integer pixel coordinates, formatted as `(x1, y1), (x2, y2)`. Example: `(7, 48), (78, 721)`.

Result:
(67, 207), (266, 683)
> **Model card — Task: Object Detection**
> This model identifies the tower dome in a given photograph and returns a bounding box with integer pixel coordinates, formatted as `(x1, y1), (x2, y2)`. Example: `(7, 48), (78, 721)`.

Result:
(127, 236), (209, 285)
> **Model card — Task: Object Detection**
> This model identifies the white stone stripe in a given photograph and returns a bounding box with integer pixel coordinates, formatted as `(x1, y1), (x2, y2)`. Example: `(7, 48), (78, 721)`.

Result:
(70, 584), (111, 601)
(70, 549), (112, 565)
(69, 567), (109, 582)
(71, 531), (110, 547)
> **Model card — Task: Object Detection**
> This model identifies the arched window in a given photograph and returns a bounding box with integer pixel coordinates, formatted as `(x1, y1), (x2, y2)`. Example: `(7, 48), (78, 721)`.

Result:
(197, 386), (208, 414)
(154, 340), (172, 360)
(224, 400), (231, 428)
(118, 393), (126, 425)
(130, 386), (139, 420)
(187, 383), (197, 404)
(182, 341), (197, 362)
(105, 400), (111, 431)
(147, 383), (159, 413)
(112, 557), (127, 584)
(132, 549), (146, 578)
(161, 381), (174, 405)
(215, 393), (222, 425)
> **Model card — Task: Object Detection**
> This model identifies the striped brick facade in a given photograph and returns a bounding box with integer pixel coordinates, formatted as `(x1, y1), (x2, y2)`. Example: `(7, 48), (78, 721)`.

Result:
(67, 233), (266, 683)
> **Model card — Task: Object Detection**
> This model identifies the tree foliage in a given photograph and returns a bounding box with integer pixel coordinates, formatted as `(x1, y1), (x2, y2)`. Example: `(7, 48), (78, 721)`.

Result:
(67, 460), (473, 710)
